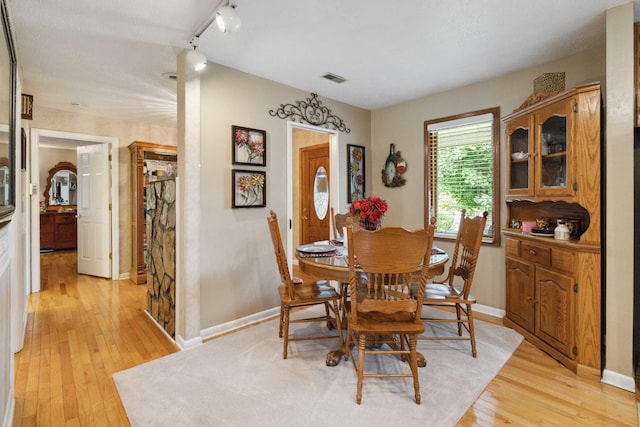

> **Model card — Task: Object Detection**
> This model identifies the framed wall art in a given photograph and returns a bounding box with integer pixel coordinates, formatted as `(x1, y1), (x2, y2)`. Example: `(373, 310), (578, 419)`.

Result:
(347, 144), (365, 203)
(232, 125), (266, 166)
(232, 169), (266, 208)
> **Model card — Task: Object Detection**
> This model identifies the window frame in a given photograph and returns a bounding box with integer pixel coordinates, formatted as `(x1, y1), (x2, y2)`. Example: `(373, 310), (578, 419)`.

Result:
(424, 106), (501, 246)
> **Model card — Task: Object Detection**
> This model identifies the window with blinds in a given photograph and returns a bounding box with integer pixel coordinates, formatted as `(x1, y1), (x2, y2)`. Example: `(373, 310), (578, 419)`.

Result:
(424, 107), (500, 245)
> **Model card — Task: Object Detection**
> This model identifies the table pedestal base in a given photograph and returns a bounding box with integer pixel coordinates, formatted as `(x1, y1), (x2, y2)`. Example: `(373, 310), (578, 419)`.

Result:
(326, 349), (344, 366)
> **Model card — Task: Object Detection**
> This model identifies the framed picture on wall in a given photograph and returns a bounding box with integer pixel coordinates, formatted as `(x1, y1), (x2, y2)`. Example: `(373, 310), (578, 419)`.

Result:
(232, 169), (266, 208)
(232, 125), (266, 166)
(347, 144), (365, 203)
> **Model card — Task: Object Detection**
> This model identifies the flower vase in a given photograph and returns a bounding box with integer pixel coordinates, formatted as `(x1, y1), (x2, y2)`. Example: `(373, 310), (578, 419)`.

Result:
(360, 219), (381, 231)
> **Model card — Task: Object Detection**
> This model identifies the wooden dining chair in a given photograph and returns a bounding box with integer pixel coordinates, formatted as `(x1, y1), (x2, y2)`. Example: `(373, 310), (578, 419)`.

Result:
(419, 210), (488, 357)
(331, 207), (350, 240)
(344, 217), (435, 404)
(267, 211), (343, 359)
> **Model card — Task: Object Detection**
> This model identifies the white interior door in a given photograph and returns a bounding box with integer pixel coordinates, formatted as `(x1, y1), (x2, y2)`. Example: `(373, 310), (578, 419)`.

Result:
(77, 144), (111, 277)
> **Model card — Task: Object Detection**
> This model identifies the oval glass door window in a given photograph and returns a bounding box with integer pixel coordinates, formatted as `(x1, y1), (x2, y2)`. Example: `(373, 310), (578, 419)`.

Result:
(313, 166), (328, 220)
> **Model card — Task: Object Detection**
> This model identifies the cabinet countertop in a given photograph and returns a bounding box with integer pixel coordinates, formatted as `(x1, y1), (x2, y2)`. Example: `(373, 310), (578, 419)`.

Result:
(502, 229), (600, 253)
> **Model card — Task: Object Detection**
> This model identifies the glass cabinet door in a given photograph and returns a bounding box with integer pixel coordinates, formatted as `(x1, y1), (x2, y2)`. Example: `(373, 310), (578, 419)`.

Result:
(506, 116), (533, 196)
(535, 101), (572, 197)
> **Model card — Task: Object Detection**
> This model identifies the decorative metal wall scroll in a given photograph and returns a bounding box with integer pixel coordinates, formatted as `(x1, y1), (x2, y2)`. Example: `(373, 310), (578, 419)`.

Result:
(381, 143), (407, 188)
(268, 93), (351, 133)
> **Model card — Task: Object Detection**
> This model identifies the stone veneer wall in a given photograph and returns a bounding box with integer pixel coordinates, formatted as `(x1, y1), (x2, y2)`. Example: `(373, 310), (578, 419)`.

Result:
(146, 179), (176, 337)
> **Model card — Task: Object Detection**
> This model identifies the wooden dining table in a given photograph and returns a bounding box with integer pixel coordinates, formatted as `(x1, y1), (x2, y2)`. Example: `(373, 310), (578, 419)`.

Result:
(296, 241), (449, 366)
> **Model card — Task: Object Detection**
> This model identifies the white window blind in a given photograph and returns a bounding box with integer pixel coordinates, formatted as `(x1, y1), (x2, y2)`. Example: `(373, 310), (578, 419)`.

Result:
(428, 119), (494, 237)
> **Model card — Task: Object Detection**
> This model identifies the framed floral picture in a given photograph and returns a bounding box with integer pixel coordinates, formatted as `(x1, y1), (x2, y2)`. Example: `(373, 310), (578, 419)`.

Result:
(232, 125), (266, 166)
(232, 169), (266, 208)
(347, 144), (365, 203)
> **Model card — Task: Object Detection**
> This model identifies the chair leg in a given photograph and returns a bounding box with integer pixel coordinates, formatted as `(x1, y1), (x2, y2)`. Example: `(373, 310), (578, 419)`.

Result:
(409, 334), (421, 404)
(282, 305), (290, 359)
(331, 300), (344, 349)
(344, 326), (353, 362)
(356, 334), (366, 405)
(324, 302), (333, 330)
(278, 303), (285, 338)
(467, 304), (477, 358)
(455, 303), (463, 336)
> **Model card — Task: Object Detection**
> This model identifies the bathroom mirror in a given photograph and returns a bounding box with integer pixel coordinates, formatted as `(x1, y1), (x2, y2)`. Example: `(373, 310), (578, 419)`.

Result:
(43, 161), (77, 208)
(0, 0), (16, 221)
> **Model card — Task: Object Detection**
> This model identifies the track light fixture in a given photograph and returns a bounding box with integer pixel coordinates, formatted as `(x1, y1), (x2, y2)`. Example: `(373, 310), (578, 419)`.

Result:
(185, 0), (241, 71)
(186, 37), (207, 71)
(215, 0), (241, 34)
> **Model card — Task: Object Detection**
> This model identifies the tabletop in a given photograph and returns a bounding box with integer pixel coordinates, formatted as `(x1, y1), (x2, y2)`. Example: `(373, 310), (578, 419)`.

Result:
(296, 241), (449, 282)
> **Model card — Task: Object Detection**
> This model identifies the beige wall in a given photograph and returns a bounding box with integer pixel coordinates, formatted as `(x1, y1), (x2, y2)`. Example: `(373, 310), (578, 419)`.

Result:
(371, 47), (606, 312)
(29, 106), (177, 276)
(198, 63), (370, 329)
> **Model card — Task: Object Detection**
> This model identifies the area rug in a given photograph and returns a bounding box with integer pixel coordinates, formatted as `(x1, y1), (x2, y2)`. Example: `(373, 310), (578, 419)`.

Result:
(114, 306), (522, 427)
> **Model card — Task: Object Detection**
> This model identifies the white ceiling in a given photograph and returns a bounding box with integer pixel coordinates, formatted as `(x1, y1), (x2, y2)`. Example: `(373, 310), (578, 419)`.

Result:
(10, 0), (639, 127)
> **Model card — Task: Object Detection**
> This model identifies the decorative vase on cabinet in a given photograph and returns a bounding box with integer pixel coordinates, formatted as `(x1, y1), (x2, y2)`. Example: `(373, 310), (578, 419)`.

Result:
(502, 82), (601, 377)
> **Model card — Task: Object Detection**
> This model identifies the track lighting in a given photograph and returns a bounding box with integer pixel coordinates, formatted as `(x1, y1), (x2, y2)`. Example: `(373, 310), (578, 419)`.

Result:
(186, 37), (207, 71)
(215, 0), (241, 34)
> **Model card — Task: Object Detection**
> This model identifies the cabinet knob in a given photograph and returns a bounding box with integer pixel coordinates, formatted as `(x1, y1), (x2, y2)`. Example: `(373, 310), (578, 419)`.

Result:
(529, 249), (536, 255)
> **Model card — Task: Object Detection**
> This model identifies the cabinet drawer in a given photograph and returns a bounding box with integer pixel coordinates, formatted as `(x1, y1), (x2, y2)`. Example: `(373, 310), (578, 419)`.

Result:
(505, 238), (520, 257)
(520, 242), (551, 267)
(55, 214), (76, 224)
(551, 248), (574, 275)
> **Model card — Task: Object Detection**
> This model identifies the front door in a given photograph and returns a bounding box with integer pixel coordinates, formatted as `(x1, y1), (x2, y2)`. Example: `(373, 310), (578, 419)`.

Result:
(77, 144), (111, 278)
(300, 144), (330, 245)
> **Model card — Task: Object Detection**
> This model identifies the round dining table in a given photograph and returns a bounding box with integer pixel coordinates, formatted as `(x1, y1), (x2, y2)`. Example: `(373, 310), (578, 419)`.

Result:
(295, 242), (449, 366)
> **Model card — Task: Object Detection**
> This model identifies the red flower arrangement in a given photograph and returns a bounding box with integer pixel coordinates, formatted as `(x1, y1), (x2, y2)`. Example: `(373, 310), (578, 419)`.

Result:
(349, 195), (388, 229)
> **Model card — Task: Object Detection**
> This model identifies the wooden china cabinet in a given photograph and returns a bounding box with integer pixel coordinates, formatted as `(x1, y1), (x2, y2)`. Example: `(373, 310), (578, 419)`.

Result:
(502, 82), (602, 377)
(128, 141), (177, 284)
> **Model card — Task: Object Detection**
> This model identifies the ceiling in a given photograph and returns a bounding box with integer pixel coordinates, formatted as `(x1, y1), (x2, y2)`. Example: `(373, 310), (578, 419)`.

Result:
(10, 0), (639, 127)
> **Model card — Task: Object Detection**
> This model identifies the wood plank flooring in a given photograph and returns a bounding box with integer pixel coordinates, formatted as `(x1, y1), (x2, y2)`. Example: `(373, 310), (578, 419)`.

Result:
(12, 252), (637, 426)
(13, 250), (177, 426)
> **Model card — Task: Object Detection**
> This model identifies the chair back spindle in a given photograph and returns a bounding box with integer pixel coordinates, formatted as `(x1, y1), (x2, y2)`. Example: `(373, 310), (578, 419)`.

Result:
(443, 210), (488, 299)
(267, 210), (295, 300)
(346, 218), (434, 326)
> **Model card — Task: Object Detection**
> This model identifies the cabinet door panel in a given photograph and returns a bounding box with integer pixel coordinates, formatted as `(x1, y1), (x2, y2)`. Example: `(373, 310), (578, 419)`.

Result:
(506, 115), (534, 196)
(535, 267), (574, 357)
(506, 258), (534, 332)
(535, 101), (574, 197)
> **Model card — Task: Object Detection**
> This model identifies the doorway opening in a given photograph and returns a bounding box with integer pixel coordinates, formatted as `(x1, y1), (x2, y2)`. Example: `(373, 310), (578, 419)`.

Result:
(287, 122), (339, 271)
(29, 128), (119, 294)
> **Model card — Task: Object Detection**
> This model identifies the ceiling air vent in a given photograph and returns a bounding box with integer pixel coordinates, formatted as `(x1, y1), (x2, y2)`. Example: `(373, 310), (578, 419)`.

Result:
(322, 73), (347, 84)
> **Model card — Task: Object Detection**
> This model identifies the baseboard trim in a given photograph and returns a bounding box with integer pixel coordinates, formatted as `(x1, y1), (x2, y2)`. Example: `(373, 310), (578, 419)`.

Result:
(602, 369), (635, 392)
(175, 334), (203, 350)
(200, 307), (280, 342)
(143, 310), (186, 349)
(474, 303), (505, 319)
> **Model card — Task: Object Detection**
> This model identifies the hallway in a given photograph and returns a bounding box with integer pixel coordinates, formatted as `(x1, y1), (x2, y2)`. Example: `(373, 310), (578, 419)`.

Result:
(13, 250), (177, 426)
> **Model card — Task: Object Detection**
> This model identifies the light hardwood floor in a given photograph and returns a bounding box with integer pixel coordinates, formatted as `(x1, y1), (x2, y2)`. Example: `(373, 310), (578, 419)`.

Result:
(12, 252), (638, 426)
